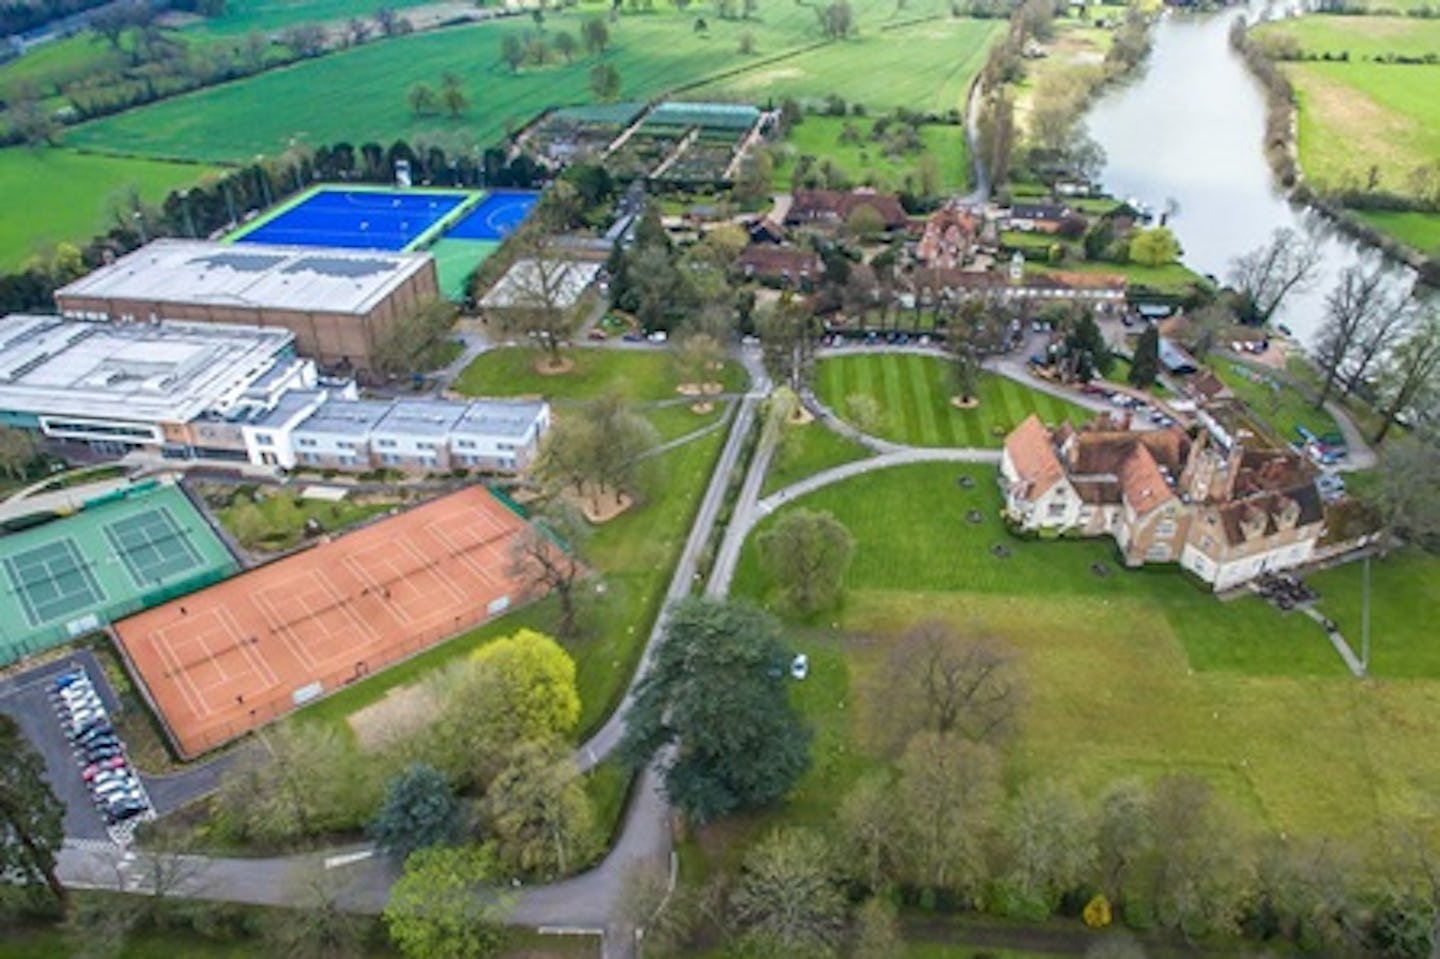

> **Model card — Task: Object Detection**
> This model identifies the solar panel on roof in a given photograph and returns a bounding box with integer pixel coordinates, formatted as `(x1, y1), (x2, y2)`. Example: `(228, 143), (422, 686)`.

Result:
(284, 256), (397, 279)
(191, 252), (288, 272)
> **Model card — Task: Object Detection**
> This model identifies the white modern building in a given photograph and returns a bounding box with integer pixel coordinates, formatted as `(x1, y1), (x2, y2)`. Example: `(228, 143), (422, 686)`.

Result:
(0, 314), (319, 460)
(245, 395), (550, 475)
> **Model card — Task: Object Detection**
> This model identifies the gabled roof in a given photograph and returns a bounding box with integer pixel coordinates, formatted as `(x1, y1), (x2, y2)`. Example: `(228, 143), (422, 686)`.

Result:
(1004, 413), (1067, 499)
(1118, 444), (1175, 517)
(734, 245), (820, 279)
(1217, 484), (1324, 546)
(1011, 203), (1069, 220)
(787, 189), (909, 229)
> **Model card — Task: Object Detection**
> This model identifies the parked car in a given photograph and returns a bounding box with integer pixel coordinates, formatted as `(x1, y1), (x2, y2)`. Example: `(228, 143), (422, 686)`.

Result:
(586, 328), (607, 340)
(84, 744), (124, 763)
(790, 653), (810, 681)
(622, 331), (644, 342)
(82, 758), (128, 781)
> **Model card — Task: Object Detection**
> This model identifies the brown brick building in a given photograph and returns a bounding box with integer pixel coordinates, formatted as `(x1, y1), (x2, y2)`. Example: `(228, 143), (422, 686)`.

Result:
(54, 240), (438, 377)
(1001, 408), (1325, 590)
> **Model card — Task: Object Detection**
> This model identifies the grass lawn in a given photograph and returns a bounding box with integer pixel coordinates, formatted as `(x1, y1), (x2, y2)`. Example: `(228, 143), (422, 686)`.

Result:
(182, 0), (435, 37)
(1012, 17), (1112, 135)
(0, 148), (214, 270)
(454, 346), (745, 405)
(643, 401), (727, 443)
(64, 0), (982, 164)
(214, 491), (395, 551)
(773, 115), (971, 193)
(1283, 57), (1440, 198)
(1306, 549), (1440, 679)
(815, 353), (1091, 447)
(695, 16), (1003, 115)
(1352, 208), (1440, 256)
(1211, 357), (1342, 444)
(726, 461), (1440, 843)
(762, 420), (872, 497)
(1030, 260), (1211, 296)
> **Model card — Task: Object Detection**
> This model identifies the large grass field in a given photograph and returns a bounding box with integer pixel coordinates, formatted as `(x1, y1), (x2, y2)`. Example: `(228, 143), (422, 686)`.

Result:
(64, 0), (988, 164)
(815, 352), (1092, 447)
(1211, 357), (1342, 445)
(730, 460), (1440, 842)
(773, 114), (971, 193)
(0, 148), (215, 270)
(182, 0), (436, 37)
(1255, 12), (1440, 60)
(695, 16), (1002, 114)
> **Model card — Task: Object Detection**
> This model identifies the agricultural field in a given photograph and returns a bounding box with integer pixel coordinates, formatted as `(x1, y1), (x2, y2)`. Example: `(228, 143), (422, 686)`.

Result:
(731, 460), (1440, 841)
(1255, 15), (1440, 253)
(65, 0), (983, 165)
(815, 353), (1092, 447)
(0, 148), (216, 270)
(772, 114), (971, 193)
(694, 16), (1002, 115)
(178, 0), (434, 37)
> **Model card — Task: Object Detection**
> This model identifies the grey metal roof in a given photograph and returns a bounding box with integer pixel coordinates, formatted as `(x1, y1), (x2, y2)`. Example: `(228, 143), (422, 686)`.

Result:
(454, 399), (547, 439)
(246, 389), (325, 428)
(293, 399), (394, 437)
(57, 239), (433, 316)
(373, 401), (466, 437)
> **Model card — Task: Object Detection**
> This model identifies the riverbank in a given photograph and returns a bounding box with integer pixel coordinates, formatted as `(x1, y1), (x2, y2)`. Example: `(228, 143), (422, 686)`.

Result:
(1232, 13), (1440, 285)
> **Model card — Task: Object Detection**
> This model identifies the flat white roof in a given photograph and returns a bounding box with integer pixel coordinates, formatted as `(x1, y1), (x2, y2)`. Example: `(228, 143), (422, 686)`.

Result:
(0, 315), (297, 424)
(57, 239), (433, 316)
(480, 258), (601, 311)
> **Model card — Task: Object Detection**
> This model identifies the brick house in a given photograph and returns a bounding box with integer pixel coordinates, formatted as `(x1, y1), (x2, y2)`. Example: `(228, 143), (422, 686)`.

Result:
(916, 206), (979, 270)
(1000, 410), (1325, 589)
(786, 189), (909, 232)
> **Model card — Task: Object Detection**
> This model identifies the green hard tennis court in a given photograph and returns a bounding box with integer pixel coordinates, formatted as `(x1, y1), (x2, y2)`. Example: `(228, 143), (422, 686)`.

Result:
(0, 483), (238, 666)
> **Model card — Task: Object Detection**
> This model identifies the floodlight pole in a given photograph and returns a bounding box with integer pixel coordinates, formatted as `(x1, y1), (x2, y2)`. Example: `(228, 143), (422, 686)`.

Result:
(1360, 552), (1371, 675)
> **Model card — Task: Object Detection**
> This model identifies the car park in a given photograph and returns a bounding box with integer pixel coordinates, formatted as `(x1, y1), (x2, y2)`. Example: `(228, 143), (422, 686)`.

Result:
(49, 666), (155, 838)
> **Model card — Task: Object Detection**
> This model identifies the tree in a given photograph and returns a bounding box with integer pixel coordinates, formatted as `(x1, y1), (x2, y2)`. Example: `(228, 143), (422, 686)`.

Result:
(1129, 324), (1160, 389)
(620, 597), (811, 823)
(215, 722), (377, 843)
(507, 500), (590, 640)
(440, 72), (469, 118)
(581, 16), (610, 54)
(407, 82), (439, 117)
(484, 740), (598, 880)
(9, 83), (57, 148)
(1226, 227), (1321, 325)
(759, 508), (854, 614)
(1061, 308), (1112, 382)
(845, 394), (881, 434)
(369, 764), (463, 859)
(469, 629), (581, 745)
(1314, 264), (1391, 410)
(501, 34), (526, 72)
(1373, 307), (1440, 445)
(535, 394), (661, 509)
(346, 16), (372, 45)
(730, 828), (847, 959)
(946, 295), (1006, 403)
(735, 146), (774, 204)
(502, 234), (582, 368)
(1142, 774), (1254, 937)
(758, 294), (818, 390)
(976, 89), (1016, 187)
(818, 0), (854, 38)
(0, 427), (39, 482)
(1095, 778), (1150, 901)
(383, 845), (508, 959)
(1368, 429), (1440, 549)
(739, 29), (757, 53)
(377, 6), (401, 36)
(371, 297), (458, 376)
(999, 779), (1095, 914)
(553, 29), (577, 62)
(674, 331), (726, 390)
(281, 22), (328, 57)
(845, 203), (885, 238)
(877, 621), (1025, 753)
(0, 714), (66, 906)
(837, 772), (900, 893)
(589, 63), (622, 101)
(852, 895), (903, 959)
(894, 732), (1001, 896)
(1128, 227), (1180, 267)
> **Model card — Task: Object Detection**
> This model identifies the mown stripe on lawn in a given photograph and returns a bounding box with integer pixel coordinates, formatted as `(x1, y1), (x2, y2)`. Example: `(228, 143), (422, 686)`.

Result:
(907, 354), (944, 446)
(851, 357), (874, 429)
(880, 354), (911, 444)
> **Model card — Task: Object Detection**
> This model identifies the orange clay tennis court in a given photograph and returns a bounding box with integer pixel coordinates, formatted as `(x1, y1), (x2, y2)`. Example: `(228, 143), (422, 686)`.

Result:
(113, 486), (534, 758)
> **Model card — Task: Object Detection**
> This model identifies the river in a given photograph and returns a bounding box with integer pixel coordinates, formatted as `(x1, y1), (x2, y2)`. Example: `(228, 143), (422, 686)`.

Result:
(1082, 0), (1415, 346)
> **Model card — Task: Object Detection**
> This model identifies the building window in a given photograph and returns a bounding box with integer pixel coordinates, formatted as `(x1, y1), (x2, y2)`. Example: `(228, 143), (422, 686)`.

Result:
(255, 433), (274, 447)
(417, 441), (436, 450)
(297, 438), (317, 448)
(498, 442), (516, 451)
(381, 453), (399, 465)
(376, 438), (396, 449)
(456, 439), (475, 449)
(1156, 520), (1176, 538)
(1047, 500), (1067, 517)
(337, 440), (355, 450)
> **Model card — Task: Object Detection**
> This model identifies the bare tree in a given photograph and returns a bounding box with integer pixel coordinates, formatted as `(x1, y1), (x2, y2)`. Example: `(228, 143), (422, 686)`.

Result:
(894, 732), (1002, 894)
(1373, 307), (1440, 444)
(1368, 428), (1440, 548)
(263, 861), (368, 959)
(1226, 227), (1322, 325)
(1314, 264), (1393, 409)
(878, 621), (1025, 753)
(508, 499), (589, 640)
(501, 236), (585, 370)
(1344, 289), (1413, 398)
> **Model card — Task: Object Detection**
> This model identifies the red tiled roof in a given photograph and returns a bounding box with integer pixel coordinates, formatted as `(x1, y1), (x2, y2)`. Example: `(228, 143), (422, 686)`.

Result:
(1005, 413), (1067, 499)
(788, 189), (909, 229)
(734, 245), (820, 279)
